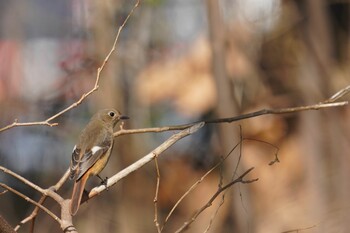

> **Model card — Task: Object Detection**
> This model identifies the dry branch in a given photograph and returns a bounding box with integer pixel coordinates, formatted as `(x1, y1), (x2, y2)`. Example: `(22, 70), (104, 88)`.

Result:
(0, 0), (347, 230)
(0, 1), (140, 134)
(114, 86), (350, 137)
(14, 169), (70, 232)
(153, 158), (162, 233)
(161, 128), (267, 232)
(86, 122), (205, 201)
(0, 166), (63, 204)
(0, 1), (140, 232)
(175, 167), (258, 233)
(0, 183), (60, 225)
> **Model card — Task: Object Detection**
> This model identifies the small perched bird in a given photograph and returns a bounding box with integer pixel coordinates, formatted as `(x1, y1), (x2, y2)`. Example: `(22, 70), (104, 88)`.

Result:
(69, 109), (128, 216)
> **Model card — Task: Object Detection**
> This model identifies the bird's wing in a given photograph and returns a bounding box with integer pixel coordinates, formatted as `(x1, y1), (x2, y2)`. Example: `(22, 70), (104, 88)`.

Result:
(77, 144), (111, 180)
(70, 140), (112, 181)
(70, 122), (113, 181)
(70, 145), (81, 180)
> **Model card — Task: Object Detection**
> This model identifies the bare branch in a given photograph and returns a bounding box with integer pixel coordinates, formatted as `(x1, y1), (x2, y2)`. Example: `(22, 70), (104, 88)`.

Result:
(96, 0), (140, 87)
(0, 120), (58, 132)
(175, 167), (258, 233)
(162, 136), (245, 230)
(207, 101), (348, 124)
(61, 199), (77, 233)
(203, 194), (225, 233)
(0, 166), (46, 194)
(0, 166), (63, 204)
(243, 138), (280, 165)
(0, 183), (61, 225)
(323, 85), (350, 103)
(86, 122), (205, 202)
(114, 90), (349, 137)
(281, 224), (317, 233)
(2, 2), (141, 232)
(153, 158), (162, 233)
(15, 169), (70, 232)
(0, 0), (141, 134)
(232, 125), (243, 179)
(0, 190), (8, 196)
(162, 162), (219, 231)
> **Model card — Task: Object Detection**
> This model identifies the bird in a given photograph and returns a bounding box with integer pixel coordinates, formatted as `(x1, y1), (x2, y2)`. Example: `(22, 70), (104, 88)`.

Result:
(69, 109), (128, 216)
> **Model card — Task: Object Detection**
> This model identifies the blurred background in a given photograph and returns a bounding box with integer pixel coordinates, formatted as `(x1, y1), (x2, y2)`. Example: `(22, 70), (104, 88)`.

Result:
(0, 0), (350, 232)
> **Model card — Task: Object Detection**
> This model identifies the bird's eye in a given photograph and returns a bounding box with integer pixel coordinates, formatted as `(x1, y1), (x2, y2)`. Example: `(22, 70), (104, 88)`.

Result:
(109, 111), (115, 117)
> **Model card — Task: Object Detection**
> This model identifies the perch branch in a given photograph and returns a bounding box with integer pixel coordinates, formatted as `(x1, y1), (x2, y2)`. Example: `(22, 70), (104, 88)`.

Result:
(85, 122), (204, 202)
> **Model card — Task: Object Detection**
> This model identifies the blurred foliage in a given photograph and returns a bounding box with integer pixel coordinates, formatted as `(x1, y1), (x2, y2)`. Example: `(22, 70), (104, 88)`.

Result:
(0, 0), (350, 232)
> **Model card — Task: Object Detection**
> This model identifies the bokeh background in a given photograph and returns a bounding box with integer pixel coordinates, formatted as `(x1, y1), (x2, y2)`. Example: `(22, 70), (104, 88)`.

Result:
(0, 0), (350, 232)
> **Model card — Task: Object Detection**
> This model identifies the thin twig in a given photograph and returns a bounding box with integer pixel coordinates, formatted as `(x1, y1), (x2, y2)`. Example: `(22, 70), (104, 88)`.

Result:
(232, 125), (243, 179)
(203, 127), (243, 233)
(0, 183), (61, 225)
(203, 155), (227, 233)
(0, 166), (46, 195)
(162, 137), (245, 231)
(114, 96), (349, 137)
(281, 224), (317, 233)
(0, 0), (140, 134)
(161, 162), (218, 232)
(95, 0), (140, 88)
(0, 166), (63, 204)
(203, 194), (225, 233)
(2, 2), (141, 231)
(10, 0), (140, 229)
(243, 138), (280, 165)
(153, 158), (162, 233)
(0, 190), (8, 196)
(0, 120), (58, 132)
(175, 167), (258, 233)
(14, 169), (70, 232)
(323, 85), (350, 103)
(1, 167), (69, 231)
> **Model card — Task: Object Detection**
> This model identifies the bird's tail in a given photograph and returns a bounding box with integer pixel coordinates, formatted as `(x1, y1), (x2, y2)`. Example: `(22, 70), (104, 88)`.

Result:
(70, 175), (88, 216)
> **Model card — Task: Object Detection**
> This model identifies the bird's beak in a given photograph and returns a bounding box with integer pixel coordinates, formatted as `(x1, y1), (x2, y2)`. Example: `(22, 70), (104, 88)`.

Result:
(119, 115), (129, 120)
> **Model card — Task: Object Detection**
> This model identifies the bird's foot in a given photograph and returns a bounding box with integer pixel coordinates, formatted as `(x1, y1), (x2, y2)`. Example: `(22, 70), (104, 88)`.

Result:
(97, 175), (109, 190)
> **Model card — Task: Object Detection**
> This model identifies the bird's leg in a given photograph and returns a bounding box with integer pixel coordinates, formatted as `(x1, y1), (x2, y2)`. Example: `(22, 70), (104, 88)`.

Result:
(97, 175), (109, 190)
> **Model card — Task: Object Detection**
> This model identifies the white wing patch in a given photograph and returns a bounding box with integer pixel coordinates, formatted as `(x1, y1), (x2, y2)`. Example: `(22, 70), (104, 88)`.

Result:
(91, 146), (103, 155)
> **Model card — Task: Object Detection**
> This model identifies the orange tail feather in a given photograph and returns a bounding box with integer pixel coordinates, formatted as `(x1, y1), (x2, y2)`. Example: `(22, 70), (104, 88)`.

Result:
(70, 174), (88, 216)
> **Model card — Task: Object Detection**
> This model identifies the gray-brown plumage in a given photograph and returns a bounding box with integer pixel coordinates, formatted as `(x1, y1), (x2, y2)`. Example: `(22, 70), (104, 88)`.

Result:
(69, 109), (128, 215)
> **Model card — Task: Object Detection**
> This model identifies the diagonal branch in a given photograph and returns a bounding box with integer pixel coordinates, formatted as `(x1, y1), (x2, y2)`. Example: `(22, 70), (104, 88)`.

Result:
(0, 0), (141, 134)
(0, 166), (64, 204)
(0, 183), (61, 225)
(161, 138), (244, 231)
(14, 169), (70, 232)
(175, 167), (258, 233)
(84, 122), (205, 203)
